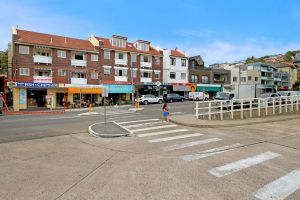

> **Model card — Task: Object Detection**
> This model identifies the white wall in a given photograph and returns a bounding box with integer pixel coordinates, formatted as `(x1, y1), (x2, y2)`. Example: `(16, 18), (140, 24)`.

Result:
(162, 49), (188, 83)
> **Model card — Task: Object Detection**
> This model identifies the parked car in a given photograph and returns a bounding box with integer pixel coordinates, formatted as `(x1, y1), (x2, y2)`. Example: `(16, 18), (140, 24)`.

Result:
(259, 93), (281, 106)
(188, 92), (209, 101)
(163, 93), (185, 103)
(214, 92), (234, 101)
(137, 95), (163, 105)
(277, 91), (300, 103)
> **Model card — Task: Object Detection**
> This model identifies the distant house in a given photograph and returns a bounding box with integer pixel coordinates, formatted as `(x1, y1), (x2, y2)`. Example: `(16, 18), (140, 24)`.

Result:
(269, 62), (297, 89)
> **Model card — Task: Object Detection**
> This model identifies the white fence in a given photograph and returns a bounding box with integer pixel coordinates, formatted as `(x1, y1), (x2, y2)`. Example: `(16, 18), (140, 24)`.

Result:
(195, 96), (300, 120)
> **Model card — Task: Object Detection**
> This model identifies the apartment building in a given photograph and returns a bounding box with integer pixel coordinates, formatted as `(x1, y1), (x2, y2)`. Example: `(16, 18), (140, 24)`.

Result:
(269, 62), (297, 89)
(10, 28), (102, 111)
(161, 48), (189, 97)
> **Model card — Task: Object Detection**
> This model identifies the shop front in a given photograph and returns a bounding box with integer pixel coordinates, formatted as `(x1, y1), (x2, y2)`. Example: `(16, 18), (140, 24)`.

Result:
(105, 84), (134, 105)
(171, 83), (192, 98)
(196, 84), (223, 99)
(138, 82), (171, 97)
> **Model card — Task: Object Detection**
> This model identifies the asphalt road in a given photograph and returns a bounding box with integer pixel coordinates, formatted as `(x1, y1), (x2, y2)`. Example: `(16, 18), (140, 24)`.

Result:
(0, 101), (299, 199)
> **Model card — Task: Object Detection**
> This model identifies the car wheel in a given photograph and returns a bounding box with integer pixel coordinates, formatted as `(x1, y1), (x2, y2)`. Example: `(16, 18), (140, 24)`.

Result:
(143, 100), (148, 105)
(169, 99), (173, 103)
(196, 97), (199, 101)
(181, 98), (184, 102)
(205, 97), (208, 101)
(158, 99), (163, 104)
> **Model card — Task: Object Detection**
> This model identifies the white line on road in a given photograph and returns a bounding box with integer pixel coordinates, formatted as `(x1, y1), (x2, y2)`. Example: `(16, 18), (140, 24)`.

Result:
(182, 143), (242, 161)
(109, 115), (136, 120)
(118, 119), (160, 125)
(137, 129), (188, 137)
(208, 151), (280, 177)
(48, 116), (82, 120)
(164, 138), (222, 151)
(148, 133), (204, 143)
(254, 167), (300, 200)
(131, 124), (177, 133)
(123, 121), (162, 128)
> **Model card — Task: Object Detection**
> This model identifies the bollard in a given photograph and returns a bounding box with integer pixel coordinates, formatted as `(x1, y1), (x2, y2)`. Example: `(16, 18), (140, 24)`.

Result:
(88, 104), (92, 112)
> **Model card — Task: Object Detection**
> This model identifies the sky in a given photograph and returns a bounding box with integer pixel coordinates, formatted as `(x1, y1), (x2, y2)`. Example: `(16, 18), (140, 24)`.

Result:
(1, 0), (300, 65)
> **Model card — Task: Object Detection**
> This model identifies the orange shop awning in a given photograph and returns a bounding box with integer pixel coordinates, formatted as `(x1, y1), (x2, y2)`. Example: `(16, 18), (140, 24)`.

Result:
(68, 88), (102, 94)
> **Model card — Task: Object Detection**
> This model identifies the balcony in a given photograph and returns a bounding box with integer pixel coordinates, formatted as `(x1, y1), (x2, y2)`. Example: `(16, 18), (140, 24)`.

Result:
(71, 78), (87, 85)
(140, 62), (152, 68)
(141, 77), (152, 83)
(33, 55), (52, 64)
(115, 76), (128, 82)
(71, 59), (87, 67)
(274, 78), (281, 81)
(33, 76), (52, 83)
(115, 59), (128, 65)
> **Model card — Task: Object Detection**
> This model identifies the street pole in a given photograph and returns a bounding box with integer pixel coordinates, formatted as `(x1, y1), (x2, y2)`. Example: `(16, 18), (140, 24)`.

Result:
(238, 65), (241, 99)
(131, 64), (134, 106)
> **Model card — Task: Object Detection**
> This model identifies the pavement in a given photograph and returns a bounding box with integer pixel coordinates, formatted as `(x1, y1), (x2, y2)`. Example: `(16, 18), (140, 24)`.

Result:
(1, 101), (299, 200)
(170, 113), (300, 128)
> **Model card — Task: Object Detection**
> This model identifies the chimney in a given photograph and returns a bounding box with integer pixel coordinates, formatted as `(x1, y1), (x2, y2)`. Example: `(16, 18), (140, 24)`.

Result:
(50, 37), (53, 43)
(64, 37), (67, 43)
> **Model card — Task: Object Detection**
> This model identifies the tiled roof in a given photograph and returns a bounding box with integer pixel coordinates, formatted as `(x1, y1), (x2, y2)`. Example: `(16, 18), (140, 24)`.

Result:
(15, 29), (97, 52)
(94, 36), (162, 56)
(171, 50), (187, 58)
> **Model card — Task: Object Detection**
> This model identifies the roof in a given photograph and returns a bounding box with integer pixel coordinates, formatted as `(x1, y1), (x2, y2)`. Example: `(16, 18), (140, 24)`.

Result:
(269, 62), (296, 69)
(14, 29), (97, 52)
(189, 55), (204, 65)
(170, 49), (187, 58)
(94, 36), (162, 56)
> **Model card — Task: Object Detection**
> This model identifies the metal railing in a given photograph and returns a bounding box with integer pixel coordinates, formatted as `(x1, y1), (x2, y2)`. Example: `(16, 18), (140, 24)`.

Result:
(195, 96), (300, 120)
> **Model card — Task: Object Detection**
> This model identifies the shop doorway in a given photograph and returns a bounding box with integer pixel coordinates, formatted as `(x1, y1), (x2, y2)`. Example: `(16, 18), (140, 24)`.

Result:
(56, 93), (66, 107)
(27, 89), (47, 108)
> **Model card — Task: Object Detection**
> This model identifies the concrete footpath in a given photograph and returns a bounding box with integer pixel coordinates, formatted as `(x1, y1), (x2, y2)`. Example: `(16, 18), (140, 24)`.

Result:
(169, 113), (300, 128)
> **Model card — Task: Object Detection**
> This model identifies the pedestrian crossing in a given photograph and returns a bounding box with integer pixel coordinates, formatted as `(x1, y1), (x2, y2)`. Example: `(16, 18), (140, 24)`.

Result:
(115, 117), (300, 200)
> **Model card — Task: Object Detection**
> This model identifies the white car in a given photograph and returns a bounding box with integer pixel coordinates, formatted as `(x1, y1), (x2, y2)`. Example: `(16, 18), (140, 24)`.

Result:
(188, 92), (209, 101)
(137, 95), (163, 105)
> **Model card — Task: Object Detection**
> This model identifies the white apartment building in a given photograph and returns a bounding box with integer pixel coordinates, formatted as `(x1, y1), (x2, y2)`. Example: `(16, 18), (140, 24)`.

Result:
(161, 48), (189, 84)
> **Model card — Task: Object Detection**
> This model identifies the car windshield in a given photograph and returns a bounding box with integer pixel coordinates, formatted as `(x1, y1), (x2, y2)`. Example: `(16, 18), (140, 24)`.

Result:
(215, 92), (229, 98)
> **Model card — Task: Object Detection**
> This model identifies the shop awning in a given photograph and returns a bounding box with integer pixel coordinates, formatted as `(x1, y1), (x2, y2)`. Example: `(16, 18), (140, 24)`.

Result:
(196, 85), (222, 92)
(68, 88), (102, 94)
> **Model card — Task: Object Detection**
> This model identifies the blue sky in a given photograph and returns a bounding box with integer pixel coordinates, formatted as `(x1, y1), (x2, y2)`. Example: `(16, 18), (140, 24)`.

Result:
(1, 0), (300, 64)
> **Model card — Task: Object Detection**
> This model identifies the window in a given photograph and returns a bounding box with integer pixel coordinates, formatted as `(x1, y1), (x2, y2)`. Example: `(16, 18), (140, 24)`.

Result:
(170, 72), (176, 79)
(141, 71), (152, 78)
(181, 59), (186, 67)
(248, 76), (251, 81)
(19, 46), (29, 54)
(202, 76), (209, 83)
(58, 69), (66, 76)
(141, 55), (151, 63)
(241, 77), (246, 82)
(91, 54), (98, 61)
(155, 71), (160, 79)
(115, 69), (127, 76)
(155, 57), (160, 65)
(191, 75), (198, 83)
(131, 53), (137, 62)
(233, 77), (237, 82)
(181, 73), (186, 80)
(19, 68), (29, 76)
(35, 51), (50, 56)
(255, 77), (259, 82)
(116, 52), (124, 60)
(192, 61), (195, 68)
(72, 72), (86, 78)
(104, 51), (110, 59)
(57, 50), (66, 58)
(170, 58), (176, 65)
(111, 38), (126, 48)
(91, 71), (98, 79)
(104, 68), (110, 75)
(137, 43), (149, 51)
(131, 69), (137, 78)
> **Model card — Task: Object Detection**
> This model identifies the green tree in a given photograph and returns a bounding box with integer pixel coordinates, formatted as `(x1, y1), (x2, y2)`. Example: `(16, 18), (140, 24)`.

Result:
(284, 50), (300, 62)
(0, 49), (8, 74)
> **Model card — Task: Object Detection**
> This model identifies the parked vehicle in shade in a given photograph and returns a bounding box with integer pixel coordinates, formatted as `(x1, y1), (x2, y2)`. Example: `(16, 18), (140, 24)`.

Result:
(163, 93), (185, 103)
(188, 92), (209, 101)
(259, 93), (281, 106)
(137, 95), (163, 105)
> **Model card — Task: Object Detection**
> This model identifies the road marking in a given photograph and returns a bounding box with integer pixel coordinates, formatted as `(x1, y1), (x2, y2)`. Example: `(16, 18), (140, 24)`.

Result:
(48, 116), (82, 120)
(137, 129), (188, 137)
(123, 121), (162, 128)
(164, 138), (222, 151)
(109, 115), (136, 120)
(208, 151), (280, 177)
(131, 124), (177, 133)
(148, 133), (204, 143)
(254, 167), (300, 200)
(182, 143), (242, 161)
(118, 119), (160, 125)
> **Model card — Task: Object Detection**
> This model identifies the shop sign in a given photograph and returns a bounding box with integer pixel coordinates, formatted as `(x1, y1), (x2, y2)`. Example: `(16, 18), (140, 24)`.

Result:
(143, 82), (171, 86)
(33, 76), (52, 83)
(17, 82), (59, 88)
(106, 84), (133, 94)
(68, 88), (102, 94)
(173, 85), (190, 91)
(7, 82), (17, 87)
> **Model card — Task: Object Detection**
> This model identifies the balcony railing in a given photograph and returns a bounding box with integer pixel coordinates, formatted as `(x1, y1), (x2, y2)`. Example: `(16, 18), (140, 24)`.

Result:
(33, 55), (52, 64)
(140, 61), (152, 68)
(33, 76), (52, 83)
(141, 77), (152, 83)
(71, 78), (87, 85)
(115, 59), (128, 65)
(71, 59), (87, 67)
(115, 76), (128, 82)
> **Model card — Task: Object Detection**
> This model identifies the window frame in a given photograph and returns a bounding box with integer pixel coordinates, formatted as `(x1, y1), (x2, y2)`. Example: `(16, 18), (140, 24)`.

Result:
(170, 72), (176, 79)
(104, 68), (110, 75)
(19, 68), (30, 76)
(104, 51), (111, 60)
(19, 45), (29, 55)
(181, 59), (186, 67)
(91, 54), (98, 62)
(58, 69), (67, 77)
(201, 75), (209, 84)
(57, 50), (66, 58)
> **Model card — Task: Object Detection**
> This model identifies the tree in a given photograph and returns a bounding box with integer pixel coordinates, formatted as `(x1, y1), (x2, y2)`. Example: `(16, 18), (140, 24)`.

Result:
(0, 50), (8, 74)
(293, 80), (300, 90)
(245, 56), (264, 64)
(284, 50), (300, 62)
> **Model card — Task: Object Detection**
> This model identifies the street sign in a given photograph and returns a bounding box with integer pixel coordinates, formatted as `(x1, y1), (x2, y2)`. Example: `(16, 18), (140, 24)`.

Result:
(7, 82), (17, 87)
(191, 84), (196, 92)
(102, 87), (109, 97)
(155, 81), (161, 87)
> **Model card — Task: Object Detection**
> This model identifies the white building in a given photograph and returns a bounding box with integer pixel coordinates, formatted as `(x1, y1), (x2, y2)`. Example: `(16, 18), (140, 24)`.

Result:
(161, 48), (189, 84)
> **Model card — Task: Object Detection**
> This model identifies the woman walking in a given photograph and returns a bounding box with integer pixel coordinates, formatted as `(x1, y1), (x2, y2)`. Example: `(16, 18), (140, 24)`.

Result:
(162, 102), (169, 123)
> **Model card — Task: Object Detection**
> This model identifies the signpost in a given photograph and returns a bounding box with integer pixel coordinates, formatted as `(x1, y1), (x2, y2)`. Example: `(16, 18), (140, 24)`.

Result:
(102, 87), (109, 124)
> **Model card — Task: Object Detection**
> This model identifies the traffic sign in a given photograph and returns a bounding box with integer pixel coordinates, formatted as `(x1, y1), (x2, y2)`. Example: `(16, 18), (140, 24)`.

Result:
(191, 84), (196, 92)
